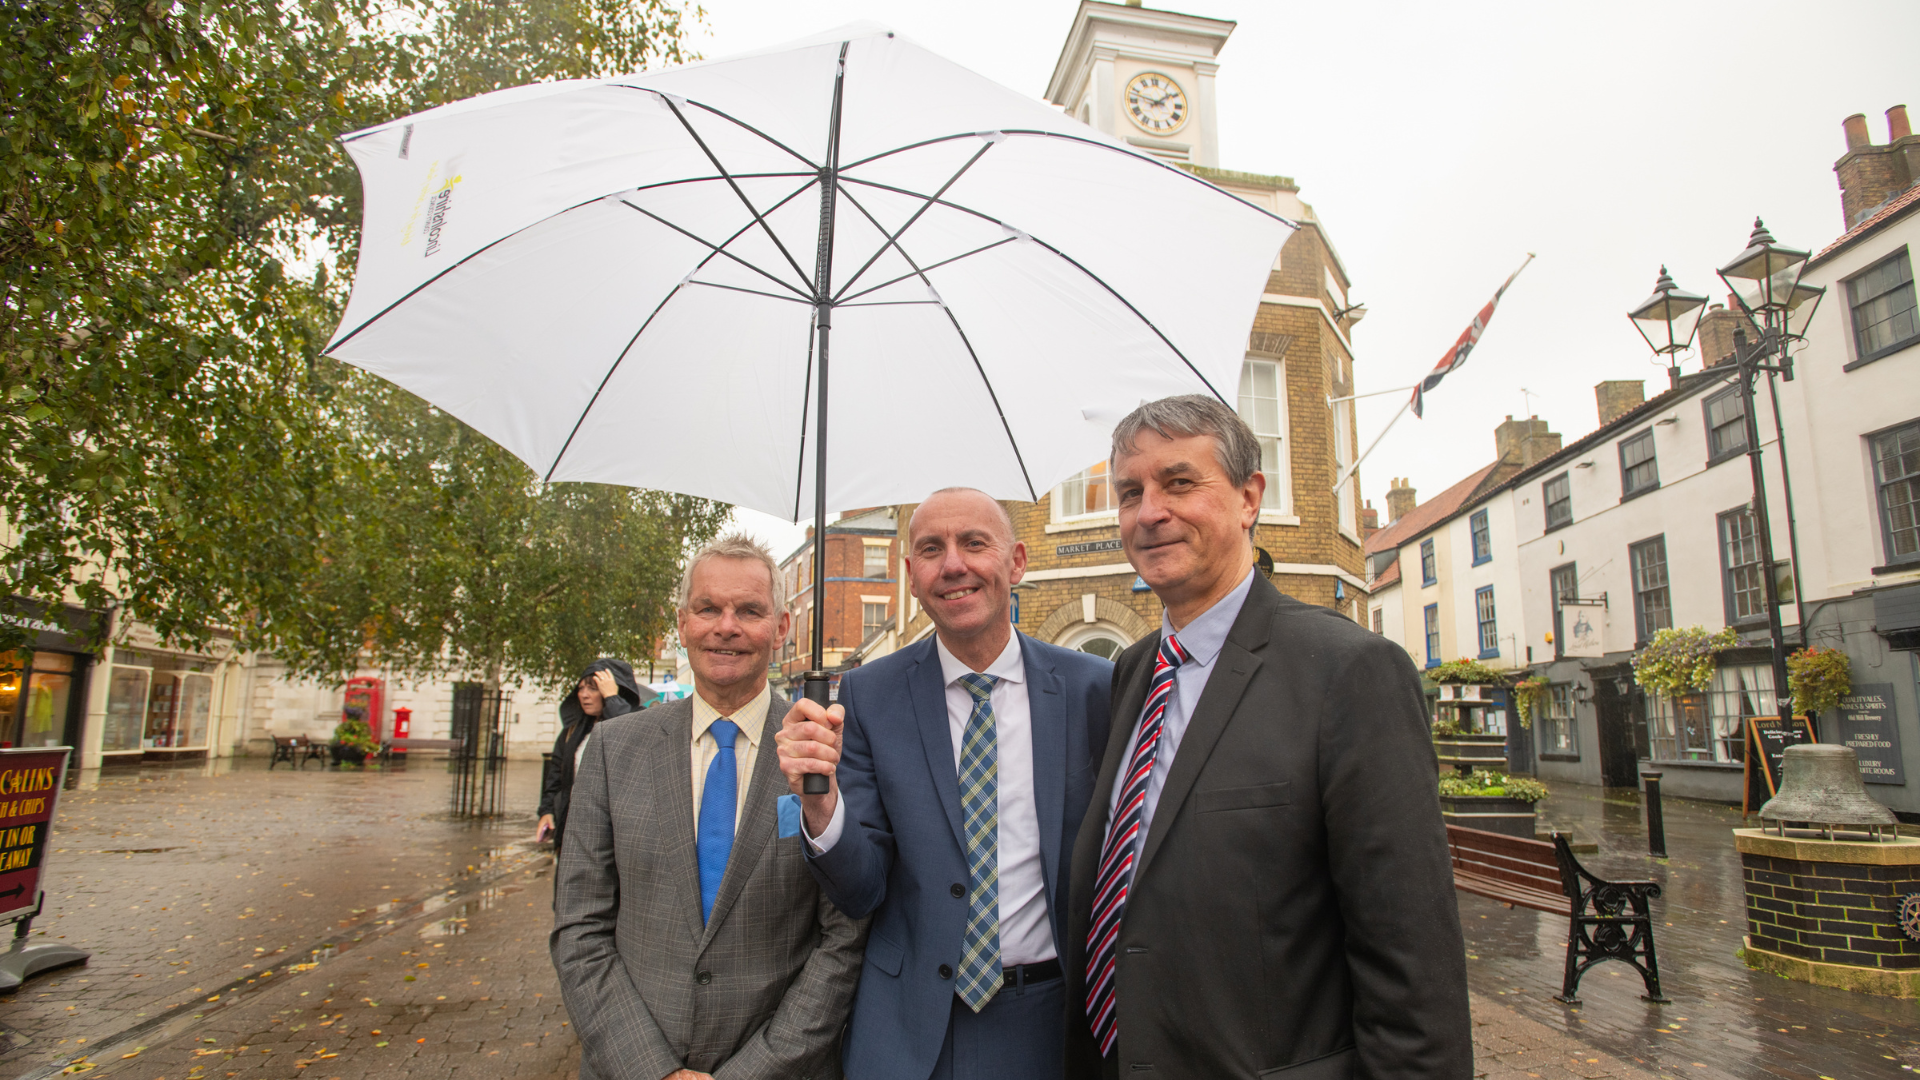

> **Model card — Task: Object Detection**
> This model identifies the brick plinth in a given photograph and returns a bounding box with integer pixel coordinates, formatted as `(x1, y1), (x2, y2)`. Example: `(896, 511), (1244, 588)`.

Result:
(1734, 829), (1920, 996)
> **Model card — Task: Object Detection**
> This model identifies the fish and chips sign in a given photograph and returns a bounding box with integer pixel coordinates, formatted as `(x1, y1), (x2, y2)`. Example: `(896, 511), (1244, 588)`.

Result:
(0, 749), (68, 923)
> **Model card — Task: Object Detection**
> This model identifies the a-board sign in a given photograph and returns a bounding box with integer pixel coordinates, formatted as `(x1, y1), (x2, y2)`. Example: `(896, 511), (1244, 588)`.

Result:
(1835, 683), (1905, 785)
(0, 748), (69, 924)
(1743, 716), (1817, 816)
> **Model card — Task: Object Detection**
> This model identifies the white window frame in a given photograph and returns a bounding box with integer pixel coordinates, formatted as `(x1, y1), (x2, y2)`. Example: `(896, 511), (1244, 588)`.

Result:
(1332, 395), (1357, 538)
(1239, 356), (1295, 521)
(1050, 460), (1119, 527)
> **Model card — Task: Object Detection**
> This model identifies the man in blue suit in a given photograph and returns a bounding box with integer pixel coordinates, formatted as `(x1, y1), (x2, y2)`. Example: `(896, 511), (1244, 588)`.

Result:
(776, 487), (1113, 1080)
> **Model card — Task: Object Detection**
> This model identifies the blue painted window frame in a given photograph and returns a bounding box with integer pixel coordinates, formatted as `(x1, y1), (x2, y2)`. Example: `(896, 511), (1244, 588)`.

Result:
(1469, 510), (1491, 566)
(1423, 603), (1441, 668)
(1420, 538), (1438, 586)
(1475, 586), (1499, 659)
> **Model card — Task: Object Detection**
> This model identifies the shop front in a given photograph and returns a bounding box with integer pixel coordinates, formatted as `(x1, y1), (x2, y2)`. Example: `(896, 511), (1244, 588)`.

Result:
(100, 646), (224, 763)
(0, 600), (100, 753)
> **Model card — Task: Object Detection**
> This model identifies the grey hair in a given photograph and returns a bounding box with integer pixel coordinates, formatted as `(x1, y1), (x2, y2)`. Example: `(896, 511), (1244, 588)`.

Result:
(1109, 394), (1261, 486)
(676, 532), (787, 612)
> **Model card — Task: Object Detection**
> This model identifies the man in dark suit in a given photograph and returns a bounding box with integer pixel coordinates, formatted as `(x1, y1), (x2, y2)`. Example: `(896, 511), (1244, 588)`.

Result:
(777, 487), (1113, 1080)
(1064, 396), (1471, 1080)
(553, 534), (867, 1080)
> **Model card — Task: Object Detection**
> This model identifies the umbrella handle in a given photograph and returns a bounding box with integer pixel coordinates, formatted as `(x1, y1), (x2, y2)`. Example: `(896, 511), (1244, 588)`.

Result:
(800, 671), (833, 795)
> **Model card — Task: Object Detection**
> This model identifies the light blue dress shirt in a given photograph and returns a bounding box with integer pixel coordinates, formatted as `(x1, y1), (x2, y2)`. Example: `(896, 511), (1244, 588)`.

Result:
(1107, 568), (1257, 853)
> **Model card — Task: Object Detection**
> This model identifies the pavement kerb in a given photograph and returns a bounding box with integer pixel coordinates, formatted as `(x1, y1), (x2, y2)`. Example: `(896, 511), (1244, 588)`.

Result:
(13, 840), (555, 1080)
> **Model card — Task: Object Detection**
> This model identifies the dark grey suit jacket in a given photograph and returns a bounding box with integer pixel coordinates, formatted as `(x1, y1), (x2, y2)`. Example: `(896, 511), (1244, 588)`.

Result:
(1064, 576), (1472, 1080)
(551, 692), (869, 1080)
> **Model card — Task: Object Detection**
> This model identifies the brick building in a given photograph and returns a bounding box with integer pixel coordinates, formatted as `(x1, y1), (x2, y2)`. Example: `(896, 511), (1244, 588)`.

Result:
(775, 506), (900, 691)
(857, 2), (1370, 664)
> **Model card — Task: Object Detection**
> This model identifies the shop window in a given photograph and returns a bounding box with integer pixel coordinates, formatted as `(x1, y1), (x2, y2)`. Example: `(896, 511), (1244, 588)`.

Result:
(1629, 536), (1672, 643)
(1872, 419), (1920, 566)
(1847, 248), (1919, 365)
(1719, 506), (1766, 623)
(1618, 429), (1659, 500)
(1543, 473), (1572, 531)
(1646, 663), (1769, 763)
(1703, 387), (1747, 462)
(1540, 683), (1577, 756)
(1470, 509), (1491, 565)
(104, 666), (150, 752)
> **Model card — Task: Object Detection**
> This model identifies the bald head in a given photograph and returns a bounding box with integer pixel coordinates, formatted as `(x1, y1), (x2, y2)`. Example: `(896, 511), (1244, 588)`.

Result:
(910, 487), (1014, 543)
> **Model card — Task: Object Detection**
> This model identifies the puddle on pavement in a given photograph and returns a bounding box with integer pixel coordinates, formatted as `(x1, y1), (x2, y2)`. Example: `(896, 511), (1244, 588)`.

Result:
(419, 884), (523, 938)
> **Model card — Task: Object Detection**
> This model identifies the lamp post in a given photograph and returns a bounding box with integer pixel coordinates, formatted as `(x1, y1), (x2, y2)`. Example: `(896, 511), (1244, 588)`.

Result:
(1627, 219), (1826, 729)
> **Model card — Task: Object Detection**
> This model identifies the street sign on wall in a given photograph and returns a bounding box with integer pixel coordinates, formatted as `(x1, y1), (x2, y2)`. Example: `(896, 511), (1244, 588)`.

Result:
(0, 749), (67, 924)
(1835, 683), (1905, 785)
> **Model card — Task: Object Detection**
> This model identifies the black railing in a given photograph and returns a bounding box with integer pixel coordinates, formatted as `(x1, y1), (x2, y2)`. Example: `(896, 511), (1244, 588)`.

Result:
(449, 683), (510, 818)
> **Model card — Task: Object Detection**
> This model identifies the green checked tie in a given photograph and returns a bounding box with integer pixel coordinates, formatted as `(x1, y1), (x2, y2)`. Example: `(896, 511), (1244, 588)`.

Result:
(955, 672), (1002, 1012)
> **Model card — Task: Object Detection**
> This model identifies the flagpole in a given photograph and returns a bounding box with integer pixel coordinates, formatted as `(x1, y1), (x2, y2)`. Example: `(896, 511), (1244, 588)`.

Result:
(1332, 393), (1414, 493)
(1327, 382), (1420, 406)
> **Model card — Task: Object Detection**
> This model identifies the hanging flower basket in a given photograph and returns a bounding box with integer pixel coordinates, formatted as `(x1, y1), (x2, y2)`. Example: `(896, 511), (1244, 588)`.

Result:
(1511, 676), (1549, 730)
(1785, 646), (1852, 718)
(1631, 626), (1738, 699)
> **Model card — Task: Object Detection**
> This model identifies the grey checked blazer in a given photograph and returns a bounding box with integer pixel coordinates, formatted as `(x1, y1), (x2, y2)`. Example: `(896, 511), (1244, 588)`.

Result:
(551, 692), (868, 1080)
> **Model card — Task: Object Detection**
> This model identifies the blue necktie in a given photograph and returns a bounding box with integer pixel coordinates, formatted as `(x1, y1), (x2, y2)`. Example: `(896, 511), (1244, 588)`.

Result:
(697, 718), (740, 923)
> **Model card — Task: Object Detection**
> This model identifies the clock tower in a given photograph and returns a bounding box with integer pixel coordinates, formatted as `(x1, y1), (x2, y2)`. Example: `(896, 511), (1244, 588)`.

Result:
(1044, 0), (1232, 166)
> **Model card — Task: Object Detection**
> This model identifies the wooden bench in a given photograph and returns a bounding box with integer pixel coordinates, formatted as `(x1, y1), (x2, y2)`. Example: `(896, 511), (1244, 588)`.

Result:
(379, 737), (464, 764)
(268, 736), (327, 770)
(1446, 824), (1668, 1004)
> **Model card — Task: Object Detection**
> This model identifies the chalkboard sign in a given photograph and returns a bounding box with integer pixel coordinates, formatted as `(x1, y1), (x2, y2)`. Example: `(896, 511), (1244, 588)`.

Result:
(1835, 683), (1905, 785)
(1743, 716), (1818, 816)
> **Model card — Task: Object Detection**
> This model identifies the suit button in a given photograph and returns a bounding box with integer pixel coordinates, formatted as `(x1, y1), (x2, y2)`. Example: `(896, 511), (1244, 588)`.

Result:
(695, 971), (712, 985)
(938, 964), (953, 980)
(950, 883), (965, 898)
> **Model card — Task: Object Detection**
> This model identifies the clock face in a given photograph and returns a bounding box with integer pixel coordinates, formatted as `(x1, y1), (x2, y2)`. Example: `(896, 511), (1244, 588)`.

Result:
(1125, 72), (1188, 134)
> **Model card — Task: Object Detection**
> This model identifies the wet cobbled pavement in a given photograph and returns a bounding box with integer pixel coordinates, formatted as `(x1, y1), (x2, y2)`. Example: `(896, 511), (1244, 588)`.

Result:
(1462, 782), (1920, 1080)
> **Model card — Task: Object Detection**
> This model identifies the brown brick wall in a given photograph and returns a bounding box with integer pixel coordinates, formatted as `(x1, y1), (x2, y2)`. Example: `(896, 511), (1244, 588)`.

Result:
(1742, 852), (1920, 969)
(781, 531), (897, 676)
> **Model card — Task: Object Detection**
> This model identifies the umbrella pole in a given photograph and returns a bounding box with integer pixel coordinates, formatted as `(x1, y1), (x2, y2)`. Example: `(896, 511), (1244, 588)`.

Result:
(800, 43), (849, 794)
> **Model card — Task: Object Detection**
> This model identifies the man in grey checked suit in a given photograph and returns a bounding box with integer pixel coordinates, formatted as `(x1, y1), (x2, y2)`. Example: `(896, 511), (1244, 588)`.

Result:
(552, 534), (868, 1080)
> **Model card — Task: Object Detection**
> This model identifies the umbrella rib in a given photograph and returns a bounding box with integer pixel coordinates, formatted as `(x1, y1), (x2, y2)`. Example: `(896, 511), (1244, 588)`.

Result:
(686, 281), (812, 303)
(617, 199), (812, 300)
(545, 178), (820, 482)
(607, 84), (822, 170)
(658, 96), (818, 296)
(791, 308), (817, 524)
(830, 140), (995, 304)
(837, 237), (1016, 304)
(839, 176), (1230, 405)
(841, 130), (1297, 229)
(836, 185), (1037, 501)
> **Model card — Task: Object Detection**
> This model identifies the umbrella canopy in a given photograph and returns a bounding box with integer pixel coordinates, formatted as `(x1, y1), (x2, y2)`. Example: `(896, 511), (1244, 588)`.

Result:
(325, 23), (1292, 521)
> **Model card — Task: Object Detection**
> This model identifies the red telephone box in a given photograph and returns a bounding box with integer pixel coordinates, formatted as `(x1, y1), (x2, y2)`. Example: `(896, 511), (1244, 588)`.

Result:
(343, 677), (385, 741)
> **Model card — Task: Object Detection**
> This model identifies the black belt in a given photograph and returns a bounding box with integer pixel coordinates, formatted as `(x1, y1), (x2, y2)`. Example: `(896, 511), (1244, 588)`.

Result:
(1001, 958), (1063, 988)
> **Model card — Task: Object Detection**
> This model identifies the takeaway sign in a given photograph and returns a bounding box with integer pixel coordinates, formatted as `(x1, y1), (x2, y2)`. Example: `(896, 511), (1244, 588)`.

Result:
(0, 748), (68, 923)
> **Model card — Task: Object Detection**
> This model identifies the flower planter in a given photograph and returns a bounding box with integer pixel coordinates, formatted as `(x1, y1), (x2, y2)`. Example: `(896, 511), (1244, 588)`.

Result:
(332, 745), (369, 767)
(1433, 733), (1508, 774)
(1439, 794), (1539, 839)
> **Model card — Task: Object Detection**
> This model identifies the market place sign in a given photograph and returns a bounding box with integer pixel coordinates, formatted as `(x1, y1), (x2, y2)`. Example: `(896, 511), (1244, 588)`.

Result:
(1056, 538), (1124, 556)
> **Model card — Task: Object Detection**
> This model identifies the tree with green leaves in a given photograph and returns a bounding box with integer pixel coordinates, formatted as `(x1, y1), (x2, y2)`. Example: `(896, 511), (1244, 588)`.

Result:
(1, 0), (715, 690)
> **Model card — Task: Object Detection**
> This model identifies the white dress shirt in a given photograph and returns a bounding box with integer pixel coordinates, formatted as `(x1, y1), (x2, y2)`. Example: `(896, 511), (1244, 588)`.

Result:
(806, 631), (1056, 965)
(1106, 568), (1256, 856)
(690, 683), (769, 840)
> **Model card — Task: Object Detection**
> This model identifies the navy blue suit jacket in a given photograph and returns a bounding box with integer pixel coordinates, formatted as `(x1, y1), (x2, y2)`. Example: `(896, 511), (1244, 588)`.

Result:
(805, 630), (1113, 1080)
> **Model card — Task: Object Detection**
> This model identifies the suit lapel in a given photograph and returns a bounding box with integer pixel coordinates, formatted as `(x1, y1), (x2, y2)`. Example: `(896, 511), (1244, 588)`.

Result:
(1023, 634), (1068, 912)
(649, 707), (705, 942)
(700, 694), (783, 945)
(1137, 578), (1277, 881)
(908, 639), (967, 852)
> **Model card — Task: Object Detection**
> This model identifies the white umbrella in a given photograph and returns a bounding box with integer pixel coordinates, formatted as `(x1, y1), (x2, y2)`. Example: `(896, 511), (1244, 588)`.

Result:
(326, 22), (1292, 690)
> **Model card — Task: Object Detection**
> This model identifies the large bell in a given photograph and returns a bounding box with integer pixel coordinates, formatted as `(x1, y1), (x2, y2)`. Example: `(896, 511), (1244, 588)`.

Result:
(1758, 744), (1899, 840)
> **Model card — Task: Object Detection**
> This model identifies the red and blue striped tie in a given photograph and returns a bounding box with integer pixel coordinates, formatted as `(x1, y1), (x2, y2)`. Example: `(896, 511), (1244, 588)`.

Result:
(1085, 632), (1188, 1057)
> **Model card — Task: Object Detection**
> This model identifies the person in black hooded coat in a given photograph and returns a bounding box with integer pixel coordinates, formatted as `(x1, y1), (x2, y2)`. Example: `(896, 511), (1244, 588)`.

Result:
(537, 658), (643, 851)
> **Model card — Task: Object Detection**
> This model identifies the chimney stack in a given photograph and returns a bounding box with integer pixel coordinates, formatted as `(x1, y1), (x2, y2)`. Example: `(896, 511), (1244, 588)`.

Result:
(1360, 500), (1379, 541)
(1385, 478), (1417, 524)
(1697, 299), (1758, 368)
(1834, 106), (1918, 230)
(1494, 414), (1562, 468)
(1595, 381), (1646, 427)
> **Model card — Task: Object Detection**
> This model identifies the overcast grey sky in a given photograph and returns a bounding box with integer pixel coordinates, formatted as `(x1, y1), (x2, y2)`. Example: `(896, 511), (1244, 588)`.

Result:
(707, 0), (1920, 556)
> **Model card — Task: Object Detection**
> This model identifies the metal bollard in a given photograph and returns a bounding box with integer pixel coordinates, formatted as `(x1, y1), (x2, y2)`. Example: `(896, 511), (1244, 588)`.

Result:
(1643, 771), (1667, 858)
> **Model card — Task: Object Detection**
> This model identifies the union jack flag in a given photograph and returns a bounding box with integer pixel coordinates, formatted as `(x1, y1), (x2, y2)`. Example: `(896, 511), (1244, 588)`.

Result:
(1411, 255), (1534, 418)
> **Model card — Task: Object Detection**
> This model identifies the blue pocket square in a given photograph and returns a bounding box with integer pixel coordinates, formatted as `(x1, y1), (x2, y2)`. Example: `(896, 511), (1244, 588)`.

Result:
(777, 794), (802, 839)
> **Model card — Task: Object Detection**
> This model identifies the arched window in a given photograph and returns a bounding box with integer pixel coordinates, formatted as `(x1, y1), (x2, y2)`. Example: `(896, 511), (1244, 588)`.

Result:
(1057, 622), (1134, 660)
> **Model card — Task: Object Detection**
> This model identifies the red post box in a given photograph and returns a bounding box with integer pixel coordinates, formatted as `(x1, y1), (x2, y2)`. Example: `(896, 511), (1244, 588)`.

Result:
(393, 707), (413, 740)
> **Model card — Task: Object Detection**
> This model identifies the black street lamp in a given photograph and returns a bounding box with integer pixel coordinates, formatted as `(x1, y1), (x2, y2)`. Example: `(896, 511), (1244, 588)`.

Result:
(1627, 218), (1826, 729)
